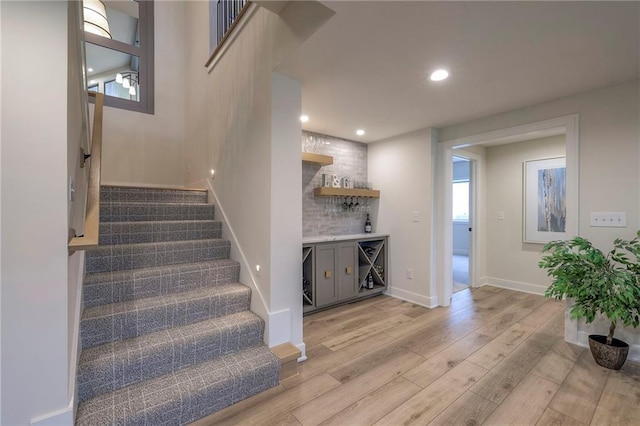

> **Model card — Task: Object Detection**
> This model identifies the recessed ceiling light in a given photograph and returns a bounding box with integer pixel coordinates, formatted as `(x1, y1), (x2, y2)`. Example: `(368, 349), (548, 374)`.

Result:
(88, 67), (94, 72)
(300, 115), (309, 123)
(430, 69), (449, 81)
(356, 129), (365, 136)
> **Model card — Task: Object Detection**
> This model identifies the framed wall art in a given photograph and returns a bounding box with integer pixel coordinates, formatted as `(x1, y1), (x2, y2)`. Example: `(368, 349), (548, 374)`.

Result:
(523, 157), (567, 243)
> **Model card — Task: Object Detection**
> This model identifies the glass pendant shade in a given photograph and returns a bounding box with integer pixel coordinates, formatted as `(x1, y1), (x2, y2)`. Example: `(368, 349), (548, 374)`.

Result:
(129, 85), (136, 96)
(83, 0), (112, 39)
(122, 78), (130, 89)
(115, 73), (123, 83)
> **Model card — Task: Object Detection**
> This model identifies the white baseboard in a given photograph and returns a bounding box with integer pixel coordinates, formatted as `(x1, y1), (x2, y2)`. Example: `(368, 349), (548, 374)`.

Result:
(68, 250), (85, 421)
(30, 406), (73, 426)
(385, 286), (438, 309)
(295, 342), (307, 362)
(479, 276), (547, 296)
(267, 308), (291, 348)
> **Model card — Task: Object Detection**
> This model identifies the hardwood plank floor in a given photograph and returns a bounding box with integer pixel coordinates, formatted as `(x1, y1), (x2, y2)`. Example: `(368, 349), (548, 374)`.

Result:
(193, 287), (640, 426)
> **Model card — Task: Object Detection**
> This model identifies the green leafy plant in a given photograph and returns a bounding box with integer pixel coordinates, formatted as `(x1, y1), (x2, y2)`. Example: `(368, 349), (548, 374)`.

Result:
(539, 231), (640, 345)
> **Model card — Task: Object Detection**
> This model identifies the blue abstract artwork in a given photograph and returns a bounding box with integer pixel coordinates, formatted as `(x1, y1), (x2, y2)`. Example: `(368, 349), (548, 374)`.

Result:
(537, 167), (566, 232)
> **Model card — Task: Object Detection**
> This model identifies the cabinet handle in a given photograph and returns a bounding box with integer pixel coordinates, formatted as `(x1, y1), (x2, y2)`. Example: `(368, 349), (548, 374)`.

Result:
(345, 266), (352, 275)
(325, 270), (332, 279)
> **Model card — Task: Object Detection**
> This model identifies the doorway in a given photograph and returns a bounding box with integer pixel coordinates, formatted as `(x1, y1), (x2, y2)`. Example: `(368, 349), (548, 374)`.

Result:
(435, 114), (579, 308)
(452, 155), (472, 293)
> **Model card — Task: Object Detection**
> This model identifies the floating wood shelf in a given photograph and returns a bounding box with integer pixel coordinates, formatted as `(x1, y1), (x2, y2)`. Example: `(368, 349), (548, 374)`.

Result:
(313, 187), (380, 198)
(302, 152), (333, 166)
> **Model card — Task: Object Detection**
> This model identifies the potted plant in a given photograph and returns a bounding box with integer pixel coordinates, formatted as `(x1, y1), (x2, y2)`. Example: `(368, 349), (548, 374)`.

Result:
(539, 231), (640, 370)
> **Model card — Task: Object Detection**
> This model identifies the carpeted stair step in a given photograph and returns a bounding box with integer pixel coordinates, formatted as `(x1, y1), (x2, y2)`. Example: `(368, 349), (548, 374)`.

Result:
(83, 259), (240, 308)
(100, 201), (214, 223)
(99, 220), (222, 245)
(76, 344), (279, 425)
(101, 186), (208, 204)
(77, 311), (265, 402)
(80, 284), (251, 349)
(85, 239), (231, 274)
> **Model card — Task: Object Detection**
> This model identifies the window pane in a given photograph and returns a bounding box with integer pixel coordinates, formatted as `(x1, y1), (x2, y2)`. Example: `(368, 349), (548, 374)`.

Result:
(85, 43), (140, 102)
(452, 181), (469, 220)
(104, 1), (140, 47)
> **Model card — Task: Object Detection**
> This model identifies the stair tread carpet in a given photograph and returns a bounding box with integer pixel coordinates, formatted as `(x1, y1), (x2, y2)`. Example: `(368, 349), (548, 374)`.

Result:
(85, 239), (231, 274)
(78, 186), (279, 425)
(80, 283), (251, 348)
(100, 202), (215, 222)
(78, 311), (265, 402)
(101, 186), (208, 204)
(99, 219), (222, 245)
(76, 345), (279, 425)
(83, 259), (240, 307)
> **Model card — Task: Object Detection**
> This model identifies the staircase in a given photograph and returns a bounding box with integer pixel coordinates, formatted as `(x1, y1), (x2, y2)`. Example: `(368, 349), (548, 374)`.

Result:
(75, 186), (280, 425)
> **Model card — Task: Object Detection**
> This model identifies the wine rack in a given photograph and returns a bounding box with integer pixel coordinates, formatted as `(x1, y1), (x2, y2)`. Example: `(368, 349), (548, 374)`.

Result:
(302, 245), (314, 313)
(357, 239), (386, 293)
(302, 235), (388, 314)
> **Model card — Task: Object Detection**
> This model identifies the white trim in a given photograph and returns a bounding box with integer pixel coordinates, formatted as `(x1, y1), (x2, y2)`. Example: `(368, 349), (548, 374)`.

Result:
(207, 4), (260, 73)
(479, 276), (547, 296)
(268, 308), (292, 348)
(30, 406), (73, 426)
(436, 114), (579, 311)
(385, 287), (439, 309)
(68, 250), (85, 418)
(295, 342), (307, 362)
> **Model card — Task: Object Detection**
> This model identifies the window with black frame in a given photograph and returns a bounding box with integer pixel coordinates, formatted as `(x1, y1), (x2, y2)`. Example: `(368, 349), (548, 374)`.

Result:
(83, 0), (154, 114)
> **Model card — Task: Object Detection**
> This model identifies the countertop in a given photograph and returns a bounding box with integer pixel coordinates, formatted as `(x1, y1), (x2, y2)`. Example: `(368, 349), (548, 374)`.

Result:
(302, 233), (389, 244)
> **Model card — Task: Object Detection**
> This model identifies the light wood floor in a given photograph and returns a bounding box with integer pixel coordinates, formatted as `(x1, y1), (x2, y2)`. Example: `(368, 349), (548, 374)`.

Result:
(193, 287), (640, 425)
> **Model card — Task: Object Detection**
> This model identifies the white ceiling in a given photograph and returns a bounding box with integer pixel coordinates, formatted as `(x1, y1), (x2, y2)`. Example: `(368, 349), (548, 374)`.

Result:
(276, 1), (639, 143)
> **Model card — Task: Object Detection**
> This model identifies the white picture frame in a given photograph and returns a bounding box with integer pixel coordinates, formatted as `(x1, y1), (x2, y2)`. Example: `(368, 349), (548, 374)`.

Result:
(523, 156), (567, 243)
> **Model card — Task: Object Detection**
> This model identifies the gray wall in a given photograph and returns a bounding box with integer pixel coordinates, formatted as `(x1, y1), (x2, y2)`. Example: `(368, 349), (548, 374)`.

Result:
(302, 132), (369, 236)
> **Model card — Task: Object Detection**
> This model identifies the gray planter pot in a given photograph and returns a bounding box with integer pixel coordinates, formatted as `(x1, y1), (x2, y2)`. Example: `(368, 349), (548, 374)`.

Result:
(588, 334), (629, 370)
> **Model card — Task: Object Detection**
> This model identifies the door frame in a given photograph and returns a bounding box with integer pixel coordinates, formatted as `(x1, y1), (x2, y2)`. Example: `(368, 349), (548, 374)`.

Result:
(451, 151), (479, 295)
(435, 114), (580, 309)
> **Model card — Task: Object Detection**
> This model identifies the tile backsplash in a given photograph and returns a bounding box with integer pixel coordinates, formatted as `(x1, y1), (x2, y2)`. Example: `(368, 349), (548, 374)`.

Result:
(302, 132), (372, 236)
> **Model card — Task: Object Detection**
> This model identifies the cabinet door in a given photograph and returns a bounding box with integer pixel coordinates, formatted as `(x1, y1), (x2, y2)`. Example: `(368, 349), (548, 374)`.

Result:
(337, 242), (357, 300)
(315, 244), (338, 307)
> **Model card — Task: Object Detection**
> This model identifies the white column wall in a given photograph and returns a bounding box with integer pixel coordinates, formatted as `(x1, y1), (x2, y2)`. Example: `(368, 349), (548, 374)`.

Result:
(1, 1), (70, 423)
(269, 73), (303, 352)
(368, 129), (438, 307)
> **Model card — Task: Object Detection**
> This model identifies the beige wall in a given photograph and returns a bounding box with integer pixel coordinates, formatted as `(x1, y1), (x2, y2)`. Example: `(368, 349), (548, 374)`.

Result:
(1, 1), (72, 423)
(101, 1), (186, 187)
(368, 129), (438, 307)
(485, 135), (566, 292)
(440, 80), (640, 358)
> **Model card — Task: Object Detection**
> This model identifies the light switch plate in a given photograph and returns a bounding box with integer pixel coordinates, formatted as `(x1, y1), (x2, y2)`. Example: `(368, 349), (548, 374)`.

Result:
(590, 212), (626, 228)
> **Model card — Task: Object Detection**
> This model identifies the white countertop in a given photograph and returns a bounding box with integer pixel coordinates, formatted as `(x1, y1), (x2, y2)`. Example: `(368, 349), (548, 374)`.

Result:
(303, 233), (389, 244)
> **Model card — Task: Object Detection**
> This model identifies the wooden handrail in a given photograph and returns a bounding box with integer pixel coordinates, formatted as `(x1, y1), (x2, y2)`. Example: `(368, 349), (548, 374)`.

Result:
(69, 92), (104, 252)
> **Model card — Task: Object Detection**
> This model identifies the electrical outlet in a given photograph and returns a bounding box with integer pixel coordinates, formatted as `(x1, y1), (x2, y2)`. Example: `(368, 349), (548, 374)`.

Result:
(412, 211), (420, 222)
(497, 211), (505, 220)
(590, 212), (626, 228)
(406, 268), (413, 279)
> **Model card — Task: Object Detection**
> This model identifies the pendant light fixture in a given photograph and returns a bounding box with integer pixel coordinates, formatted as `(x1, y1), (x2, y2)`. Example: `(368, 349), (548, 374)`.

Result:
(83, 0), (112, 39)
